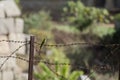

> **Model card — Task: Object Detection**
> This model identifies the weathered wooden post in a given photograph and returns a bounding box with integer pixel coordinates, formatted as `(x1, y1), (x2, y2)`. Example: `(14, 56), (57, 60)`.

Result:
(28, 36), (35, 80)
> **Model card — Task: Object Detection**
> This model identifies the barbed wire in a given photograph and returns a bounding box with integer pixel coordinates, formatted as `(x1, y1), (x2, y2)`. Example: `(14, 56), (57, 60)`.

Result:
(0, 39), (119, 80)
(0, 55), (114, 80)
(35, 42), (120, 47)
(1, 39), (120, 47)
(0, 56), (29, 62)
(0, 55), (112, 71)
(44, 61), (68, 80)
(0, 40), (29, 43)
(0, 42), (29, 71)
(35, 41), (120, 80)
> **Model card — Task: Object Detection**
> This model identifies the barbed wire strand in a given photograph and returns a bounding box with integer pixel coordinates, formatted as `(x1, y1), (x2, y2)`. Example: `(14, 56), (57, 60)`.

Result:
(0, 56), (29, 62)
(34, 43), (69, 80)
(0, 55), (83, 68)
(0, 55), (113, 71)
(35, 42), (119, 80)
(1, 39), (120, 47)
(45, 61), (68, 80)
(0, 40), (29, 43)
(0, 40), (118, 80)
(35, 42), (120, 47)
(36, 44), (118, 68)
(35, 39), (73, 80)
(0, 39), (68, 80)
(0, 55), (88, 80)
(0, 42), (29, 71)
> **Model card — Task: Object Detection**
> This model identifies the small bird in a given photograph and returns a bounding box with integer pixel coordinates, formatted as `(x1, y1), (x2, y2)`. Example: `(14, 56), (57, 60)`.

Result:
(40, 38), (46, 49)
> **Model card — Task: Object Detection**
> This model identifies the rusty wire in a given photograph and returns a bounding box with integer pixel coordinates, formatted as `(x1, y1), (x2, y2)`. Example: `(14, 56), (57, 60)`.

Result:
(0, 39), (120, 47)
(0, 55), (112, 71)
(35, 41), (120, 47)
(0, 42), (29, 71)
(0, 40), (29, 43)
(0, 40), (119, 80)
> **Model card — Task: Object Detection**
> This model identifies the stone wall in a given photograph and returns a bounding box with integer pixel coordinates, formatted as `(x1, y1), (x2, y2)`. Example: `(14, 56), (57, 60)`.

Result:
(0, 0), (29, 80)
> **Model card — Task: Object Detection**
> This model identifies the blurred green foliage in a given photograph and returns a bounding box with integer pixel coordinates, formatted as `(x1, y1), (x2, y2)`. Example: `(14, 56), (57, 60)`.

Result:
(23, 1), (117, 79)
(24, 11), (52, 33)
(63, 1), (113, 30)
(66, 46), (93, 69)
(114, 13), (120, 21)
(34, 48), (83, 80)
(15, 0), (20, 4)
(83, 24), (115, 38)
(53, 24), (79, 34)
(28, 29), (53, 42)
(114, 14), (120, 30)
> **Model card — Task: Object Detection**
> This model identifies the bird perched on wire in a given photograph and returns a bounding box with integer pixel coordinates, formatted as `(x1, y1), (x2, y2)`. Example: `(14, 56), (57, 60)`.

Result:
(40, 38), (46, 50)
(34, 38), (46, 65)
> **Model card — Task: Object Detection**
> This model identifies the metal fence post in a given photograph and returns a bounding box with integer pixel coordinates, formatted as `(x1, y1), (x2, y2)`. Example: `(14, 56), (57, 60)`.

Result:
(28, 36), (35, 80)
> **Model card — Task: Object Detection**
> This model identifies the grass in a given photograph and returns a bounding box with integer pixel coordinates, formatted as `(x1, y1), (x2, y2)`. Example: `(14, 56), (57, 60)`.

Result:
(51, 23), (80, 34)
(51, 22), (115, 38)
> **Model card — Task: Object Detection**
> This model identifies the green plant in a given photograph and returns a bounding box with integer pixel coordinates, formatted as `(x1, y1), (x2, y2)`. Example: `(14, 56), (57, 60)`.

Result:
(34, 48), (83, 80)
(63, 1), (112, 31)
(24, 11), (52, 33)
(66, 46), (93, 69)
(83, 24), (115, 38)
(114, 13), (120, 21)
(28, 29), (53, 41)
(52, 24), (79, 34)
(15, 0), (20, 4)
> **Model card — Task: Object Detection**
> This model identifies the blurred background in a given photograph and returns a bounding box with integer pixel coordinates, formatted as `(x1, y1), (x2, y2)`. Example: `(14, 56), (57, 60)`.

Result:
(0, 0), (120, 80)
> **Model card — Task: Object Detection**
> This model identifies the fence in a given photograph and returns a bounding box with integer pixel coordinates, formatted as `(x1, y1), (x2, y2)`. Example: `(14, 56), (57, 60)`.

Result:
(0, 36), (119, 80)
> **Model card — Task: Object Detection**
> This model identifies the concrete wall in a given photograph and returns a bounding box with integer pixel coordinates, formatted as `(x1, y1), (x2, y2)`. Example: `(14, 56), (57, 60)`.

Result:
(0, 0), (28, 80)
